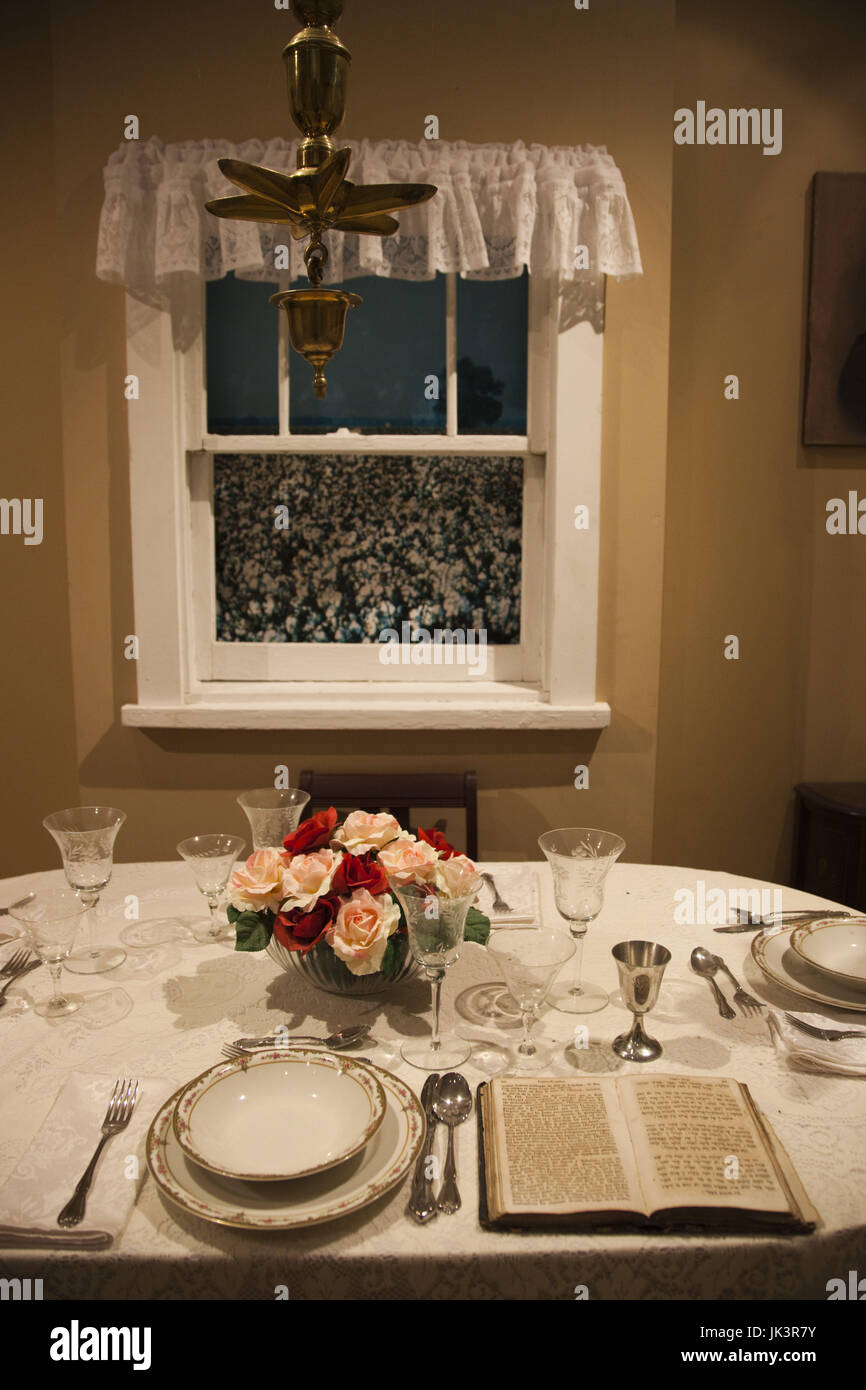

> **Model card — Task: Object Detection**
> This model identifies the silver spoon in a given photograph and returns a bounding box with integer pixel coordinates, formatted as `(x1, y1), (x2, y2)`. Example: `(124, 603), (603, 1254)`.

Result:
(690, 947), (736, 1020)
(432, 1072), (473, 1214)
(232, 1024), (371, 1050)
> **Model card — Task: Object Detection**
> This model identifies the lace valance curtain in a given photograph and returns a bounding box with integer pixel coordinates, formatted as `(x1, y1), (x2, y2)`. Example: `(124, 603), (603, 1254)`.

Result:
(97, 137), (642, 342)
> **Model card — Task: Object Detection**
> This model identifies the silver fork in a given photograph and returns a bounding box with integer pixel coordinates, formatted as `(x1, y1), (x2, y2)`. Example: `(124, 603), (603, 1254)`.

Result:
(0, 948), (32, 978)
(57, 1079), (140, 1228)
(0, 951), (41, 1009)
(710, 953), (765, 1016)
(221, 1044), (373, 1064)
(783, 1013), (866, 1043)
(481, 872), (513, 914)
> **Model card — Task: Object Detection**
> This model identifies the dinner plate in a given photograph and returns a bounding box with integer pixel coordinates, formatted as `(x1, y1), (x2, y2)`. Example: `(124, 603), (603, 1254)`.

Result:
(172, 1049), (387, 1181)
(751, 924), (866, 1013)
(147, 1060), (425, 1231)
(790, 917), (866, 990)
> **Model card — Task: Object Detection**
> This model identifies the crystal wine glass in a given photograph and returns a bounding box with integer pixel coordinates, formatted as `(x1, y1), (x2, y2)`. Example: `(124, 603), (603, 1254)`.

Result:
(9, 887), (87, 1017)
(389, 879), (477, 1071)
(43, 806), (127, 974)
(487, 929), (576, 1070)
(538, 828), (625, 1014)
(177, 834), (246, 943)
(236, 788), (310, 851)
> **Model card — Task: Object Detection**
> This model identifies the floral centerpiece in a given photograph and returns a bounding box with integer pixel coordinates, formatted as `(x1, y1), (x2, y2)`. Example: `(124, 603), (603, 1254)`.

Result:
(229, 808), (491, 996)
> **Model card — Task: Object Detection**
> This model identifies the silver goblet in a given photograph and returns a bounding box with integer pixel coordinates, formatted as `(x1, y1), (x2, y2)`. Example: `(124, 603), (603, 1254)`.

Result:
(611, 940), (671, 1062)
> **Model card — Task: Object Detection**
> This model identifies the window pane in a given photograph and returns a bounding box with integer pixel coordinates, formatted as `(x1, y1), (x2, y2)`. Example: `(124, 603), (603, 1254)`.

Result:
(206, 274), (279, 434)
(457, 271), (528, 433)
(214, 453), (522, 643)
(289, 276), (447, 434)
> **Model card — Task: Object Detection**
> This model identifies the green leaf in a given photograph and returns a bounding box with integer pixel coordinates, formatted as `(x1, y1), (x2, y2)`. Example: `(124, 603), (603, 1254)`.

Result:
(464, 907), (491, 946)
(380, 934), (401, 977)
(233, 912), (273, 952)
(226, 904), (241, 924)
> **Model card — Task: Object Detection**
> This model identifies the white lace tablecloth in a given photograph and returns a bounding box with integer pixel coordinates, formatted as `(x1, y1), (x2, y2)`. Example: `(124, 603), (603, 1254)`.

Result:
(1, 861), (864, 1301)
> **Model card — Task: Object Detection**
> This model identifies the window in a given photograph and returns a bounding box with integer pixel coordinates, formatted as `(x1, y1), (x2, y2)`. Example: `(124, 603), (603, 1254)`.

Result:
(123, 270), (610, 729)
(193, 271), (537, 685)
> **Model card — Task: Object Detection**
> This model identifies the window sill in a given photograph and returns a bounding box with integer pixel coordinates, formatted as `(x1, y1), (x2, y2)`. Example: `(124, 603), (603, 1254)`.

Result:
(121, 684), (611, 731)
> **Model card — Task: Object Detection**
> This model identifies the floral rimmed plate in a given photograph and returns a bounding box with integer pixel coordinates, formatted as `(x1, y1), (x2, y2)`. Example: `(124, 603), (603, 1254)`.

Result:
(172, 1049), (386, 1181)
(751, 924), (866, 1013)
(147, 1061), (424, 1231)
(790, 917), (866, 990)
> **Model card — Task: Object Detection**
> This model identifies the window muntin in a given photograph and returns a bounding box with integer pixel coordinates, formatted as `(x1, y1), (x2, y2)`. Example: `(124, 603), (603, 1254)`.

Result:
(203, 271), (528, 438)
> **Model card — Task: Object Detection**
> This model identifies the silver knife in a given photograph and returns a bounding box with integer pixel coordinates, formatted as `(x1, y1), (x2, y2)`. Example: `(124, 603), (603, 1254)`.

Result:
(714, 910), (856, 933)
(0, 1224), (112, 1250)
(406, 1073), (440, 1224)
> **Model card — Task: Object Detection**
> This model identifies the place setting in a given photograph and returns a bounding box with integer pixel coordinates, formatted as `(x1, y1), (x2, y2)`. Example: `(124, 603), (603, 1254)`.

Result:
(146, 1046), (426, 1232)
(739, 916), (866, 1076)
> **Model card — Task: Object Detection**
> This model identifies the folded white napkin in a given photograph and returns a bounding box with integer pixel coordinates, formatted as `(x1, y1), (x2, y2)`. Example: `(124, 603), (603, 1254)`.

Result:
(767, 1011), (866, 1077)
(0, 1072), (175, 1248)
(478, 867), (540, 924)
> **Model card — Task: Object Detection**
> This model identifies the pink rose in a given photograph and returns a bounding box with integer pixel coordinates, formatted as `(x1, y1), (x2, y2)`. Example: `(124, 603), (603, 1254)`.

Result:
(434, 854), (483, 900)
(331, 810), (409, 856)
(229, 848), (289, 913)
(280, 848), (339, 911)
(325, 889), (400, 976)
(377, 836), (439, 886)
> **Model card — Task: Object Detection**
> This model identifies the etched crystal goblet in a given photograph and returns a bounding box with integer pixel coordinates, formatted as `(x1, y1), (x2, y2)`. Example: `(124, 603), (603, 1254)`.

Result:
(538, 827), (625, 1014)
(236, 788), (310, 851)
(43, 806), (127, 975)
(487, 929), (576, 1071)
(177, 834), (246, 943)
(10, 887), (88, 1017)
(388, 879), (477, 1071)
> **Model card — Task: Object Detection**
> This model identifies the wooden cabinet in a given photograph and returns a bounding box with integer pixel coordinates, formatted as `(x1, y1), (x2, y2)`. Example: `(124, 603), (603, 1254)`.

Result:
(792, 783), (866, 912)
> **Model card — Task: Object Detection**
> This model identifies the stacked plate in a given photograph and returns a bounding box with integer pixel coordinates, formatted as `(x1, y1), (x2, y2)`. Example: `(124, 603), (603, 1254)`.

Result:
(752, 916), (866, 1013)
(146, 1049), (425, 1231)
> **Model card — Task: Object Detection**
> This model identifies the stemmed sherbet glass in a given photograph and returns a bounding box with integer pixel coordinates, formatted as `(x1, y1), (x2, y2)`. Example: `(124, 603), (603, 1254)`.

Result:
(43, 807), (127, 975)
(538, 828), (625, 1014)
(487, 929), (576, 1070)
(389, 879), (477, 1071)
(236, 788), (310, 851)
(177, 835), (246, 943)
(9, 888), (87, 1017)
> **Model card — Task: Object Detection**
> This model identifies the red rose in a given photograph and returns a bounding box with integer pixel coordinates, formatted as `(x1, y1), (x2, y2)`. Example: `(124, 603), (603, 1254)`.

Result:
(417, 826), (459, 859)
(273, 893), (339, 954)
(283, 806), (338, 855)
(331, 850), (389, 899)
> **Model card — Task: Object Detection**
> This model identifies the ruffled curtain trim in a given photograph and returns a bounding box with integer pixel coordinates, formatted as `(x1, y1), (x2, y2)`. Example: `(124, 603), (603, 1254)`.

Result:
(97, 137), (642, 343)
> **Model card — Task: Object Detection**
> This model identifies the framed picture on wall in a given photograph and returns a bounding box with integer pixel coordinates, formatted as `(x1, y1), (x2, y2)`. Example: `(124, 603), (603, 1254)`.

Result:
(803, 171), (866, 446)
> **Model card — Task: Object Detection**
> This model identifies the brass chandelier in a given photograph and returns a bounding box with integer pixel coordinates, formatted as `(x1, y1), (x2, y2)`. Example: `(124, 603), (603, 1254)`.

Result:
(205, 0), (438, 399)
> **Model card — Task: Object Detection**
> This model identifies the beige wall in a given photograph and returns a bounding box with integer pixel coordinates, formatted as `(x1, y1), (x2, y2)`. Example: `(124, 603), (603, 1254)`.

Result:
(0, 7), (79, 876)
(654, 0), (866, 882)
(4, 0), (861, 881)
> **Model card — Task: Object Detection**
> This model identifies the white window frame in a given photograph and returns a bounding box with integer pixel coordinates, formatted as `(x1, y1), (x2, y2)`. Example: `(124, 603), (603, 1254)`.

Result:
(121, 273), (611, 730)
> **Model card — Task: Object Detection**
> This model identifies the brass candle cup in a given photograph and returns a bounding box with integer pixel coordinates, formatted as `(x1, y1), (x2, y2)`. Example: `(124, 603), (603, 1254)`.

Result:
(270, 287), (362, 398)
(611, 940), (671, 1062)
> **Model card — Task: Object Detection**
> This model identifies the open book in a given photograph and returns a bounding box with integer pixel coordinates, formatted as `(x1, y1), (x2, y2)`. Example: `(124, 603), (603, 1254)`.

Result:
(477, 1074), (818, 1232)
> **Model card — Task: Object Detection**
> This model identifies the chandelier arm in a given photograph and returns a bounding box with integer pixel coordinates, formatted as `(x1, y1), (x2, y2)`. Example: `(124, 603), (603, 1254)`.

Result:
(332, 212), (400, 235)
(339, 183), (438, 217)
(217, 158), (307, 214)
(205, 194), (307, 227)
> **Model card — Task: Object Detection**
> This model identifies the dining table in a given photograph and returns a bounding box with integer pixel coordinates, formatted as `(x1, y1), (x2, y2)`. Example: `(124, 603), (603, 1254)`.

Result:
(0, 858), (864, 1302)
